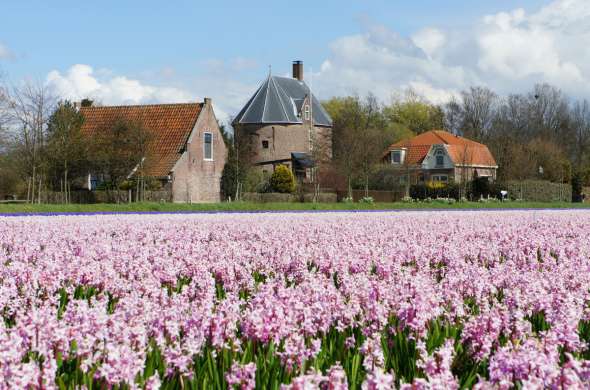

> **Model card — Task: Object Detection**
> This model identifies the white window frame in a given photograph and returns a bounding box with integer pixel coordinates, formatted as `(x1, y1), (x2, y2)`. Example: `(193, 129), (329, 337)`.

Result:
(391, 151), (402, 164)
(304, 105), (310, 121)
(432, 175), (448, 183)
(203, 132), (213, 161)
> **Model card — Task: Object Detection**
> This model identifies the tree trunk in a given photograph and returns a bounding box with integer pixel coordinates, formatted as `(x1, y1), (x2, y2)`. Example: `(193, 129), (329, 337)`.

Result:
(347, 174), (352, 199)
(38, 176), (42, 204)
(31, 166), (36, 204)
(27, 177), (31, 203)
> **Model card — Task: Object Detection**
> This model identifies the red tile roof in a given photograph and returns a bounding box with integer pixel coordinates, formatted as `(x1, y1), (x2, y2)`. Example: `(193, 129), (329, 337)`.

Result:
(80, 103), (203, 177)
(385, 130), (497, 167)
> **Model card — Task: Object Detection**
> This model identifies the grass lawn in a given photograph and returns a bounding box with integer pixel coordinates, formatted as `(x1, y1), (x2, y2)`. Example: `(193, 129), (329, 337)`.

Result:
(0, 201), (589, 214)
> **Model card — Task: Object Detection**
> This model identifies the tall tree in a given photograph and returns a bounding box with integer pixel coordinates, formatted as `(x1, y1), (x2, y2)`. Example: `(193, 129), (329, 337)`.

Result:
(45, 100), (86, 203)
(570, 100), (590, 170)
(324, 94), (394, 197)
(6, 82), (57, 203)
(451, 86), (499, 141)
(384, 89), (444, 135)
(88, 117), (152, 200)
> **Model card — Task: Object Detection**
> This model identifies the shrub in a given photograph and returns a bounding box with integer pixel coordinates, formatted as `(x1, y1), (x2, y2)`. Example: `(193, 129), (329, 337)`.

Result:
(471, 177), (496, 200)
(572, 172), (583, 202)
(410, 182), (461, 200)
(367, 167), (407, 191)
(269, 165), (296, 193)
(359, 196), (374, 204)
(244, 169), (271, 193)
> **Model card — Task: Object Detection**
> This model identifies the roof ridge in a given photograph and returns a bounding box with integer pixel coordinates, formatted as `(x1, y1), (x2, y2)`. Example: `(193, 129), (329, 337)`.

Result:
(262, 75), (271, 121)
(271, 76), (294, 121)
(430, 130), (449, 144)
(80, 102), (200, 110)
(241, 77), (268, 122)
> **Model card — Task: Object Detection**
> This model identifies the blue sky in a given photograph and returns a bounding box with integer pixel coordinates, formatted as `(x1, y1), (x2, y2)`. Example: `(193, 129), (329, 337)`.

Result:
(1, 0), (586, 121)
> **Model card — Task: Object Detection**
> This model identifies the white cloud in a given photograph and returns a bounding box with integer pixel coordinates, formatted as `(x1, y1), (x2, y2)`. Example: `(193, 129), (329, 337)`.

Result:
(0, 43), (13, 60)
(41, 0), (590, 123)
(46, 64), (195, 106)
(45, 63), (255, 126)
(411, 28), (446, 59)
(313, 0), (590, 105)
(314, 25), (472, 105)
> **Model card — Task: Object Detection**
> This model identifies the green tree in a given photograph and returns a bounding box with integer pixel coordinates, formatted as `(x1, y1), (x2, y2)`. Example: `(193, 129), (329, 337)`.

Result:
(220, 124), (248, 200)
(269, 164), (295, 193)
(323, 95), (395, 197)
(384, 89), (444, 135)
(45, 100), (86, 203)
(88, 117), (152, 200)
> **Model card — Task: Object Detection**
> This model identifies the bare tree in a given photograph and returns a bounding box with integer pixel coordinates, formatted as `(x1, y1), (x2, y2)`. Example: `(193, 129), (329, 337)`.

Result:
(459, 86), (499, 141)
(527, 84), (569, 141)
(569, 100), (590, 170)
(6, 82), (57, 203)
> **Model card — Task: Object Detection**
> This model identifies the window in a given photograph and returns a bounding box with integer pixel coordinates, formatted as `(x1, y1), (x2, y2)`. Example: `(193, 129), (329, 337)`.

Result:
(304, 105), (310, 121)
(391, 151), (401, 164)
(432, 175), (448, 183)
(262, 140), (269, 149)
(203, 132), (213, 160)
(435, 149), (444, 167)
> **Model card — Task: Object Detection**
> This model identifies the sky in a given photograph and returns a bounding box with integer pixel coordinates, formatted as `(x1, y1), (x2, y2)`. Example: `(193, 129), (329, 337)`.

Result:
(1, 0), (588, 123)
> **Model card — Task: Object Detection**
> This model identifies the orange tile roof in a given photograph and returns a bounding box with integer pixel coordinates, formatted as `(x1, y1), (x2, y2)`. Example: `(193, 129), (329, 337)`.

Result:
(80, 103), (203, 177)
(385, 130), (497, 167)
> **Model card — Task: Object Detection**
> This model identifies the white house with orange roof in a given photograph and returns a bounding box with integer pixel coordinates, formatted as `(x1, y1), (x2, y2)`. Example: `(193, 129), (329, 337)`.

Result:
(382, 130), (498, 184)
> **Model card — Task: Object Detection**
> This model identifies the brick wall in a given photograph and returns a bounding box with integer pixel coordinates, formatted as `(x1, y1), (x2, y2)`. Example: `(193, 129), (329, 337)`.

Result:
(171, 101), (227, 203)
(236, 123), (332, 167)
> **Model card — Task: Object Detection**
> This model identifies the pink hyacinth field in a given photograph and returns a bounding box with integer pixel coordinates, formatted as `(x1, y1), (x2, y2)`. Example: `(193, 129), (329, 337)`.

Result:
(2, 210), (590, 389)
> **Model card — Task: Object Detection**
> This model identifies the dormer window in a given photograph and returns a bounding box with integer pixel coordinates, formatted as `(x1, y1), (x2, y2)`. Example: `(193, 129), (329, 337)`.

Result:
(435, 149), (444, 167)
(304, 105), (310, 121)
(390, 149), (405, 165)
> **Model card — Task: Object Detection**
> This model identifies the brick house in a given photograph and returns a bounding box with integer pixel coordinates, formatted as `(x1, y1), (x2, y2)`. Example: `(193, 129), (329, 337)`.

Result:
(383, 130), (498, 184)
(80, 98), (227, 202)
(232, 61), (332, 181)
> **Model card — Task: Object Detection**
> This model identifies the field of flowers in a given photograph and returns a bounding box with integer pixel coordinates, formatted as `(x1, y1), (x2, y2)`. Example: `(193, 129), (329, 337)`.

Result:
(1, 211), (590, 389)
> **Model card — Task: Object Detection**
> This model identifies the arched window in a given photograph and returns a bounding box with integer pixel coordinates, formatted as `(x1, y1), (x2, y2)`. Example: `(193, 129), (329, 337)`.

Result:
(435, 149), (444, 166)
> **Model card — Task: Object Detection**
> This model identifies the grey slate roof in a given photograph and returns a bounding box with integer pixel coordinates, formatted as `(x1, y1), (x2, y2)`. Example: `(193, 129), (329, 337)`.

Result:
(233, 75), (332, 127)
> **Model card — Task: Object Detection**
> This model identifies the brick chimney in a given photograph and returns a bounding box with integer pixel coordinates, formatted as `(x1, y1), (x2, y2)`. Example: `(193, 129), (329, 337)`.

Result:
(204, 97), (212, 106)
(292, 60), (303, 81)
